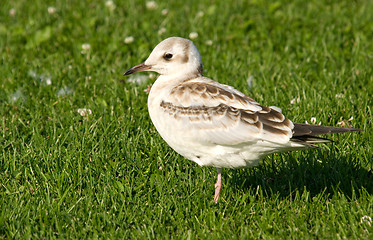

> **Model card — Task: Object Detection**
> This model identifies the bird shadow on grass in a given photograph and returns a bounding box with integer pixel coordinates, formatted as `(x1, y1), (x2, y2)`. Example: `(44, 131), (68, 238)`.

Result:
(227, 149), (373, 200)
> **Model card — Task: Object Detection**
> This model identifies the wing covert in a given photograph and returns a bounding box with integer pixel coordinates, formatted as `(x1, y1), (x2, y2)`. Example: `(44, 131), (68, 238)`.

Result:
(160, 79), (294, 145)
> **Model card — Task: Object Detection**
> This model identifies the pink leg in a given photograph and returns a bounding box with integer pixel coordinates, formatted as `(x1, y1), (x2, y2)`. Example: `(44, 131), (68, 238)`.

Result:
(214, 168), (222, 203)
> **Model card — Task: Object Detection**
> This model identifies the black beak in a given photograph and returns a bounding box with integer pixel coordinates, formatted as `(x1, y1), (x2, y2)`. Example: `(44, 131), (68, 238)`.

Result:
(123, 63), (152, 76)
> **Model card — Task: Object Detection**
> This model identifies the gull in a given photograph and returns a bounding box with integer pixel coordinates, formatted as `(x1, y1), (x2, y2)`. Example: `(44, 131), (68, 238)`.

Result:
(124, 37), (362, 203)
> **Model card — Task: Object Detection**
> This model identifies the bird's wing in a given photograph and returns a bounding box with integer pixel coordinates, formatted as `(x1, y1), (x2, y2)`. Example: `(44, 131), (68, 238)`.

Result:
(160, 77), (294, 145)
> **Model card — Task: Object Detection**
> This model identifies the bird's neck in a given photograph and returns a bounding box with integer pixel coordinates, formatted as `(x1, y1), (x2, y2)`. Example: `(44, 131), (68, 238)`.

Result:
(147, 72), (202, 106)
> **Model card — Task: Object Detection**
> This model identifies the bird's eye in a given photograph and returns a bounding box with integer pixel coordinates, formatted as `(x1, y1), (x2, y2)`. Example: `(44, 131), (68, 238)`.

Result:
(163, 53), (173, 60)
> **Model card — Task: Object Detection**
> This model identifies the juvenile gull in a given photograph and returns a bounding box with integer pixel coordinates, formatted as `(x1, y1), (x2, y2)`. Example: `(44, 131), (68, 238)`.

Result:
(124, 37), (362, 203)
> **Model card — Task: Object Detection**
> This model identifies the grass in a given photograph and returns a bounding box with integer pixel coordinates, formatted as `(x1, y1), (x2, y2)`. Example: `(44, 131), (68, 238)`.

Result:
(1, 0), (372, 238)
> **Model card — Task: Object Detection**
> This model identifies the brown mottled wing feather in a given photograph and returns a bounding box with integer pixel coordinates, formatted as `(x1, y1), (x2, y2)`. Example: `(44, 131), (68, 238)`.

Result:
(162, 79), (294, 145)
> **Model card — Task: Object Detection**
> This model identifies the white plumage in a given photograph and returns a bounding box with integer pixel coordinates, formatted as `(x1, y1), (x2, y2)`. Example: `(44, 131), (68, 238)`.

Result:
(124, 37), (361, 202)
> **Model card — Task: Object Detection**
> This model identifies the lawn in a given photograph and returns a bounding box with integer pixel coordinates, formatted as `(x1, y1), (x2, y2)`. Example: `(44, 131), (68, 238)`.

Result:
(1, 0), (372, 238)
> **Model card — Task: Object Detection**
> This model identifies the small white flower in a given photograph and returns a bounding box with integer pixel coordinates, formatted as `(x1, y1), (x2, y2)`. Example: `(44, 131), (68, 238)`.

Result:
(9, 8), (16, 16)
(28, 70), (38, 79)
(158, 27), (166, 35)
(161, 8), (169, 15)
(9, 89), (24, 103)
(124, 36), (134, 44)
(159, 166), (163, 170)
(146, 1), (158, 10)
(189, 32), (198, 39)
(307, 117), (321, 125)
(247, 75), (254, 89)
(77, 108), (92, 117)
(45, 77), (52, 85)
(47, 6), (57, 14)
(335, 93), (345, 98)
(57, 86), (73, 97)
(337, 116), (354, 127)
(310, 117), (317, 125)
(81, 43), (91, 54)
(360, 216), (372, 226)
(40, 75), (52, 86)
(105, 0), (116, 10)
(205, 40), (213, 46)
(290, 97), (300, 105)
(127, 75), (148, 85)
(29, 71), (52, 86)
(82, 43), (91, 51)
(149, 73), (156, 79)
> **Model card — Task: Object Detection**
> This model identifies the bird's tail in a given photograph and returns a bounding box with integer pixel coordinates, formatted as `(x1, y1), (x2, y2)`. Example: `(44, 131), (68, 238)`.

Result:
(290, 123), (362, 147)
